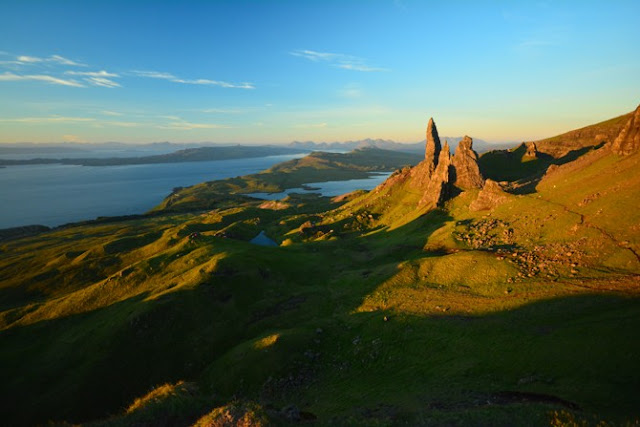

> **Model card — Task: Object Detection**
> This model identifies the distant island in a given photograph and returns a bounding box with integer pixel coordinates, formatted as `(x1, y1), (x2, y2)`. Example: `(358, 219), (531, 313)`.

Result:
(0, 145), (307, 167)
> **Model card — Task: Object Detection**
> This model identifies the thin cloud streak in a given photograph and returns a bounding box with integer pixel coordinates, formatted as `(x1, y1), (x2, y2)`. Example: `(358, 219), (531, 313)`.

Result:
(101, 110), (123, 116)
(0, 72), (85, 87)
(162, 120), (229, 130)
(201, 108), (247, 114)
(66, 70), (119, 77)
(85, 77), (121, 88)
(290, 49), (388, 72)
(0, 116), (95, 123)
(336, 63), (387, 72)
(0, 115), (228, 131)
(66, 70), (121, 88)
(132, 70), (254, 89)
(15, 54), (86, 66)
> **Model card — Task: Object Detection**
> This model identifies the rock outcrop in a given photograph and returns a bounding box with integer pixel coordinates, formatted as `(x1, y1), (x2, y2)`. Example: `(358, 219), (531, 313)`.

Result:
(470, 179), (508, 211)
(451, 136), (484, 189)
(611, 104), (640, 156)
(524, 141), (538, 158)
(380, 117), (487, 211)
(425, 117), (442, 175)
(421, 141), (452, 207)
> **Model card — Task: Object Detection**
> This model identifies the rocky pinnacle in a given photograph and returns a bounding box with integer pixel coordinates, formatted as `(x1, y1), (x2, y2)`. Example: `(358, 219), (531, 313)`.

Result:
(452, 135), (484, 189)
(425, 117), (442, 174)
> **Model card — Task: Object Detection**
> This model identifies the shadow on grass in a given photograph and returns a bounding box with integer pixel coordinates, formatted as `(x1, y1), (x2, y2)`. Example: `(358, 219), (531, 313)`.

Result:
(1, 209), (639, 425)
(482, 143), (607, 195)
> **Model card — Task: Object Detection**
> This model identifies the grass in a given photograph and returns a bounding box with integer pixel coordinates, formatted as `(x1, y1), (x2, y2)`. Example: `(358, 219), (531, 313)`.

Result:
(1, 130), (640, 425)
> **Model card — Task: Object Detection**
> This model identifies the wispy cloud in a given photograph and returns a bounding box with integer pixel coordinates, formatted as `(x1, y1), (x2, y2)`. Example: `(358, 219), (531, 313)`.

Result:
(290, 49), (388, 72)
(85, 77), (121, 88)
(0, 116), (95, 123)
(0, 72), (85, 87)
(15, 54), (86, 66)
(0, 114), (228, 131)
(65, 70), (121, 88)
(132, 70), (176, 79)
(132, 70), (254, 89)
(162, 120), (229, 130)
(105, 121), (145, 128)
(336, 63), (386, 72)
(101, 110), (123, 116)
(65, 70), (119, 77)
(291, 50), (342, 62)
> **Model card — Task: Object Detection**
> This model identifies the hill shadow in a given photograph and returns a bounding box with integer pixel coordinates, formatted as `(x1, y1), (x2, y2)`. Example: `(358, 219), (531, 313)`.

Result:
(1, 209), (639, 425)
(481, 143), (607, 195)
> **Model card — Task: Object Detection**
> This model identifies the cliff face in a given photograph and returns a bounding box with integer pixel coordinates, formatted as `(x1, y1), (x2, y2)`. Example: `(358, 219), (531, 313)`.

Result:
(611, 104), (640, 156)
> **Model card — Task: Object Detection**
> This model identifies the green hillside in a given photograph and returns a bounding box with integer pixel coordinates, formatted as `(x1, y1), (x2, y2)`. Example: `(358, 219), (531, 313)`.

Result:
(1, 112), (639, 426)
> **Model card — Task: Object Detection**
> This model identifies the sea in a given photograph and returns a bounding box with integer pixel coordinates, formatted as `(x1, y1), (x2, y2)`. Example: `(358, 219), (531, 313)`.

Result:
(0, 155), (389, 229)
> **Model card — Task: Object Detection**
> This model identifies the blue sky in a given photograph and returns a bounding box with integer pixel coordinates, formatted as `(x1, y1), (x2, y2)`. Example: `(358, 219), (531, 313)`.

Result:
(1, 0), (639, 144)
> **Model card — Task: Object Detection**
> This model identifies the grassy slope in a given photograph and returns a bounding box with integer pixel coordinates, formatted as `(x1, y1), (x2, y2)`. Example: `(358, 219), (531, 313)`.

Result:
(534, 112), (631, 157)
(1, 130), (639, 425)
(479, 111), (631, 182)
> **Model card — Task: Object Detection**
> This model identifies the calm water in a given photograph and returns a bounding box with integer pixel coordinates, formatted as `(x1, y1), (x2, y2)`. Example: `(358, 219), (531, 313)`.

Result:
(0, 155), (304, 229)
(0, 157), (391, 229)
(244, 172), (392, 200)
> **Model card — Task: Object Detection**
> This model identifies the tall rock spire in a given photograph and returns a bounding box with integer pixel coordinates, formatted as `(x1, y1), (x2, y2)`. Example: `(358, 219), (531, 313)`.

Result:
(425, 117), (442, 174)
(421, 140), (452, 208)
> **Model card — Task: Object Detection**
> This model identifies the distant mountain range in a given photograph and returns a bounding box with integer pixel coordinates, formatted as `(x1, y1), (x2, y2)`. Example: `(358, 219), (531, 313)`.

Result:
(0, 138), (511, 169)
(288, 137), (507, 154)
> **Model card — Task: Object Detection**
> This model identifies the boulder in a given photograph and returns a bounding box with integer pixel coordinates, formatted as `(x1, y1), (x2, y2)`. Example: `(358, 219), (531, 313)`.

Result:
(611, 104), (640, 155)
(452, 135), (484, 189)
(470, 179), (508, 211)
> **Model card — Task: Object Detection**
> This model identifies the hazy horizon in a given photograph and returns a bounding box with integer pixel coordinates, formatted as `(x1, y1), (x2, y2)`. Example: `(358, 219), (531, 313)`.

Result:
(1, 1), (639, 144)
